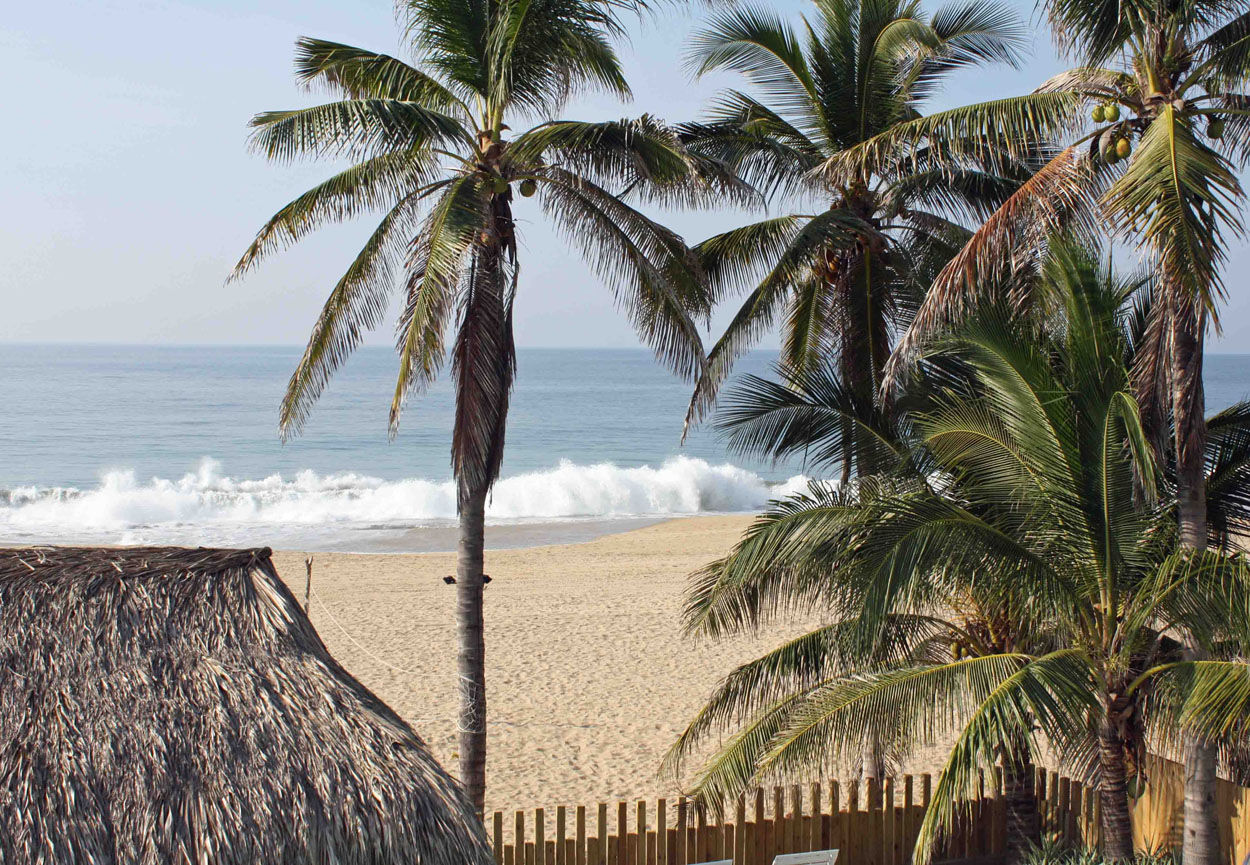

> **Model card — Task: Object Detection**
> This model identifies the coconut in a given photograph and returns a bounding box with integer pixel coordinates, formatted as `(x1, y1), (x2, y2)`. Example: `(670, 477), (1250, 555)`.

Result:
(519, 179), (537, 198)
(492, 177), (509, 195)
(1209, 117), (1225, 139)
(1099, 129), (1117, 162)
(1091, 105), (1106, 123)
(1104, 103), (1121, 122)
(1115, 137), (1131, 159)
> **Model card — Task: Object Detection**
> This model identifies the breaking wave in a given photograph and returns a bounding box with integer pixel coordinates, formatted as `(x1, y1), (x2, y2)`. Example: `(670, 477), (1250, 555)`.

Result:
(0, 457), (812, 551)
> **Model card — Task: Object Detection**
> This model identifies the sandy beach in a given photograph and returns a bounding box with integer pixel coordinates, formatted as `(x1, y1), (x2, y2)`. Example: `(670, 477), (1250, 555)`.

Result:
(272, 516), (953, 814)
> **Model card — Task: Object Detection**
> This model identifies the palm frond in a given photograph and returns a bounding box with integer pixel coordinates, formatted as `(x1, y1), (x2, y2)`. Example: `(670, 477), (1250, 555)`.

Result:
(248, 99), (470, 163)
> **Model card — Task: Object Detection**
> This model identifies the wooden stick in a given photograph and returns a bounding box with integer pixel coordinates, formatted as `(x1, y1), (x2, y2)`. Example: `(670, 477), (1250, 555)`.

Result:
(304, 555), (314, 615)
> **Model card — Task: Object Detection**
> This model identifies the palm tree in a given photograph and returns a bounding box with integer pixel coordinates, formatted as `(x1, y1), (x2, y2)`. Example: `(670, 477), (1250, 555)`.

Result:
(230, 0), (732, 813)
(668, 241), (1250, 864)
(674, 0), (1032, 483)
(822, 8), (1250, 858)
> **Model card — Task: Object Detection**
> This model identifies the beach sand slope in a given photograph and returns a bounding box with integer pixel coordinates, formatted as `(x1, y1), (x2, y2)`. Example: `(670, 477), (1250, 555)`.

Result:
(273, 515), (950, 813)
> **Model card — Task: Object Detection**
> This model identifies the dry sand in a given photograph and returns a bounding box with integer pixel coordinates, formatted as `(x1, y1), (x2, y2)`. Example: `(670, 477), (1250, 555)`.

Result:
(272, 516), (950, 814)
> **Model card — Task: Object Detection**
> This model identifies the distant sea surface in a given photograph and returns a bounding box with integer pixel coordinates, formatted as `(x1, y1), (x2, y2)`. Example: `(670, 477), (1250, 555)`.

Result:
(3, 345), (1248, 552)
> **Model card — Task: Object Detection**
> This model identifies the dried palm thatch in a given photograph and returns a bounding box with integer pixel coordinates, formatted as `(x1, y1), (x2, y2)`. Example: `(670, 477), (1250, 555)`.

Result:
(0, 545), (494, 865)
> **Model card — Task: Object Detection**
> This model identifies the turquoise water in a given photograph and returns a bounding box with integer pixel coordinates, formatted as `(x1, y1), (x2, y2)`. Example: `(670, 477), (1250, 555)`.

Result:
(2, 345), (1247, 551)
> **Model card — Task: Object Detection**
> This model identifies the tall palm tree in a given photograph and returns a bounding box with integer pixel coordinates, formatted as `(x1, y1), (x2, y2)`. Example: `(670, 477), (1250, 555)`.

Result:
(822, 8), (1250, 858)
(230, 0), (732, 813)
(675, 0), (1031, 482)
(668, 242), (1250, 864)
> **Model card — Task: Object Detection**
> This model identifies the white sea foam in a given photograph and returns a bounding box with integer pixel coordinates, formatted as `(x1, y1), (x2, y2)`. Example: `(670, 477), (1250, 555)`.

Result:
(0, 457), (813, 551)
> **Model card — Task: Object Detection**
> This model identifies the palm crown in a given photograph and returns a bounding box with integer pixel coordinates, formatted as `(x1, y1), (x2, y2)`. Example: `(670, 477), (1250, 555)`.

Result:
(667, 241), (1250, 864)
(232, 0), (735, 495)
(678, 0), (1031, 466)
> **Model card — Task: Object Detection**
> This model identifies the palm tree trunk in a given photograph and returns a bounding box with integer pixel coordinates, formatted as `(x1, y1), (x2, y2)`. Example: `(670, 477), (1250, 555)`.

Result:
(1097, 714), (1136, 861)
(456, 482), (489, 817)
(1171, 302), (1221, 865)
(1003, 753), (1040, 865)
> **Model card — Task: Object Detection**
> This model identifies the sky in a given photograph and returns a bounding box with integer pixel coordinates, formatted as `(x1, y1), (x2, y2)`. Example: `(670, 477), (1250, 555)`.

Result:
(2, 0), (1249, 351)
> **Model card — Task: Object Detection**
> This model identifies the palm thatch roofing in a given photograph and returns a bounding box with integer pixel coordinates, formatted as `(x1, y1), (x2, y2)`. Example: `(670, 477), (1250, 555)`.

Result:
(0, 545), (494, 865)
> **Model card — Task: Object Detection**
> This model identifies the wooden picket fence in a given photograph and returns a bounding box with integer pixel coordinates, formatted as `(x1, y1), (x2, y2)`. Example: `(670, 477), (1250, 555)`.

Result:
(489, 769), (1093, 865)
(489, 759), (1250, 865)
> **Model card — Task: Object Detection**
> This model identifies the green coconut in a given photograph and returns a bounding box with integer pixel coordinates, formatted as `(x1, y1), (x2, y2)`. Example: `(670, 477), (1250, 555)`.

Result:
(492, 177), (509, 195)
(1099, 129), (1117, 162)
(1104, 103), (1121, 122)
(1091, 105), (1106, 123)
(1209, 117), (1225, 139)
(519, 179), (537, 198)
(1115, 137), (1131, 159)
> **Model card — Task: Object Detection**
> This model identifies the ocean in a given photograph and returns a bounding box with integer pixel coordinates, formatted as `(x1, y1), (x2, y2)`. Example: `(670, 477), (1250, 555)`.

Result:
(3, 345), (1248, 552)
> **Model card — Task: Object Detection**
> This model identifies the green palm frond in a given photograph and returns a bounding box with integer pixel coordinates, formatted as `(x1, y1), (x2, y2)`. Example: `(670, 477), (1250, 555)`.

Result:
(294, 37), (465, 111)
(538, 168), (708, 381)
(1204, 401), (1250, 546)
(913, 650), (1096, 865)
(715, 363), (905, 473)
(390, 175), (489, 434)
(278, 190), (430, 438)
(687, 5), (818, 124)
(686, 209), (878, 430)
(1102, 106), (1244, 315)
(232, 152), (442, 277)
(665, 615), (951, 779)
(822, 93), (1085, 187)
(248, 99), (471, 163)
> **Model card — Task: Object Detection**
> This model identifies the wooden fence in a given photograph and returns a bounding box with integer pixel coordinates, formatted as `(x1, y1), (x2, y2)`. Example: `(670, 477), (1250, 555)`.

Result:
(489, 760), (1250, 865)
(489, 769), (1095, 865)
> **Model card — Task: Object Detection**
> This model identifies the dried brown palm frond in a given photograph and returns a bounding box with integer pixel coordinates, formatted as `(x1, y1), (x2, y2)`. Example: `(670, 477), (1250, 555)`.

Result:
(0, 546), (493, 865)
(882, 146), (1100, 390)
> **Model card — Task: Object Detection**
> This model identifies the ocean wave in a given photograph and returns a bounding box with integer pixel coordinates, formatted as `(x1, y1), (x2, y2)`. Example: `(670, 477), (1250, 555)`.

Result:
(0, 457), (812, 550)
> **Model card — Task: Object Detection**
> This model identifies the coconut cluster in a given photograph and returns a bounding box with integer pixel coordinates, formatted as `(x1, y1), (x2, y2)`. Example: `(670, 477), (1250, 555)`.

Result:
(1091, 102), (1121, 123)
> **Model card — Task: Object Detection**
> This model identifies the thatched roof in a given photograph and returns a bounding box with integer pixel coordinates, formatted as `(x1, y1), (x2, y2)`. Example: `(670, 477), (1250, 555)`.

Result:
(0, 546), (494, 865)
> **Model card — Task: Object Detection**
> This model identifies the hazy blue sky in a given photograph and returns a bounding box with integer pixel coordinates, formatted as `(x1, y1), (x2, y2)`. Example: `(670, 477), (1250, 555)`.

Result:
(3, 0), (1249, 350)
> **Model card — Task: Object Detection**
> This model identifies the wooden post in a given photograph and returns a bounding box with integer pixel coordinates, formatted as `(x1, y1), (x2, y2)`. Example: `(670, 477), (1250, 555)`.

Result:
(736, 795), (748, 865)
(884, 777), (896, 865)
(774, 787), (786, 857)
(697, 801), (709, 862)
(903, 776), (914, 865)
(810, 783), (822, 852)
(830, 781), (842, 856)
(676, 798), (688, 865)
(600, 810), (610, 865)
(303, 556), (313, 615)
(638, 801), (648, 865)
(618, 802), (629, 865)
(558, 807), (568, 865)
(538, 809), (547, 865)
(867, 777), (881, 865)
(518, 812), (527, 865)
(495, 812), (505, 865)
(847, 781), (861, 865)
(658, 800), (668, 865)
(1058, 777), (1071, 845)
(788, 785), (802, 854)
(578, 807), (588, 865)
(755, 788), (766, 865)
(991, 768), (1004, 857)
